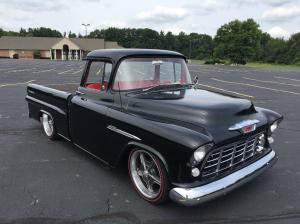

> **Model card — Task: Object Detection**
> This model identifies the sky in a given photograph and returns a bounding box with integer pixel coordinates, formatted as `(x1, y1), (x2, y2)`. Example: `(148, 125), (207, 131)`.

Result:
(0, 0), (299, 39)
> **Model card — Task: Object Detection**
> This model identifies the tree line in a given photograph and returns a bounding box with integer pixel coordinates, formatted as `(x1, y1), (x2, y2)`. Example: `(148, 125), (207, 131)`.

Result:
(1, 19), (299, 65)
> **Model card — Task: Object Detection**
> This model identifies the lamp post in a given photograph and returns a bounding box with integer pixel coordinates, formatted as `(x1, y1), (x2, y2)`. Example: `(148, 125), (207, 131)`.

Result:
(82, 23), (90, 37)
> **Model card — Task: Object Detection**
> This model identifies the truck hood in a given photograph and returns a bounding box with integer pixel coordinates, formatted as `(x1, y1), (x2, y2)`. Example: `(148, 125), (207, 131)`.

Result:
(125, 88), (267, 144)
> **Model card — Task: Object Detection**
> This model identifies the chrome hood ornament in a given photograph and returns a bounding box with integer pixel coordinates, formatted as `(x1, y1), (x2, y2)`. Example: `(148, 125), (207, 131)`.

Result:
(228, 119), (260, 133)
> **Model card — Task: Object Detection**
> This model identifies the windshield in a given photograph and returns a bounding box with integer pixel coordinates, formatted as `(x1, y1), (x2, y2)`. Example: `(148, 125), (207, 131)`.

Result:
(113, 57), (192, 91)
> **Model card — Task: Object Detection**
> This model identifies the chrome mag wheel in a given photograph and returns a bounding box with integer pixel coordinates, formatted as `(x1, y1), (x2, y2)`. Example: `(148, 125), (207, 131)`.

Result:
(42, 113), (54, 137)
(129, 150), (162, 199)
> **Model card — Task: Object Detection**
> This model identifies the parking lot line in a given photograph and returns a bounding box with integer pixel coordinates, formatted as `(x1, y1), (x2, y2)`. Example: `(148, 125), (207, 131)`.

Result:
(5, 68), (35, 73)
(33, 68), (56, 74)
(211, 78), (300, 95)
(44, 82), (78, 86)
(0, 80), (35, 88)
(0, 67), (17, 71)
(58, 69), (74, 74)
(196, 83), (254, 98)
(274, 76), (300, 82)
(71, 69), (82, 74)
(243, 77), (300, 87)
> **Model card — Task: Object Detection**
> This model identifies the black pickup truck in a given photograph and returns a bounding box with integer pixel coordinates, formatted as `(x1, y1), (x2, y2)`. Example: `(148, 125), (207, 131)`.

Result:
(26, 49), (283, 206)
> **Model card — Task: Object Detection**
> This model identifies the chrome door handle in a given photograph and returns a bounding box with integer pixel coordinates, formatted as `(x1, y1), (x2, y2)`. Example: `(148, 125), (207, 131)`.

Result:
(76, 90), (86, 96)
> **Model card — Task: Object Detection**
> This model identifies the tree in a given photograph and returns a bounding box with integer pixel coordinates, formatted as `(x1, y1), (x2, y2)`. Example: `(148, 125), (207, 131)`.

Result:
(26, 27), (62, 37)
(214, 19), (262, 64)
(285, 32), (300, 64)
(68, 31), (77, 38)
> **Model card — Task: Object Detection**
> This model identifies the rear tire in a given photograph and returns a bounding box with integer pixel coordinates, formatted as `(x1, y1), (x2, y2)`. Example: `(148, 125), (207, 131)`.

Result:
(41, 113), (58, 140)
(128, 149), (169, 204)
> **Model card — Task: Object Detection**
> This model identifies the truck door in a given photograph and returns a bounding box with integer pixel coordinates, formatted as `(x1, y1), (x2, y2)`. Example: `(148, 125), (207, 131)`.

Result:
(69, 60), (113, 163)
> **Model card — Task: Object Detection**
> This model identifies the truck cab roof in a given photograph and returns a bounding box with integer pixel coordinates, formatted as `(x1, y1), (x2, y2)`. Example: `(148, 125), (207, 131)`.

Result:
(86, 49), (185, 62)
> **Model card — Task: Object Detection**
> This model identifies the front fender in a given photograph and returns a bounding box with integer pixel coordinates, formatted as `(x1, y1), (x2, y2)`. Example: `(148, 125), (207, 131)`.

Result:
(256, 107), (283, 124)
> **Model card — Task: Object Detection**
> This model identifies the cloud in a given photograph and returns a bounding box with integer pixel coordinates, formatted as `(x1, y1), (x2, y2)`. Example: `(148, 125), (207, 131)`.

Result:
(0, 0), (67, 12)
(235, 0), (299, 7)
(262, 5), (300, 22)
(184, 0), (221, 14)
(136, 6), (187, 23)
(268, 26), (290, 39)
(260, 0), (296, 6)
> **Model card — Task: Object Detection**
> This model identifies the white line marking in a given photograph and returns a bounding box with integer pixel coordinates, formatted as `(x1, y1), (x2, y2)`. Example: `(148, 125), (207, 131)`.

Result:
(33, 68), (55, 73)
(0, 67), (17, 71)
(58, 69), (74, 74)
(274, 76), (300, 82)
(71, 69), (82, 74)
(0, 80), (35, 88)
(243, 77), (300, 87)
(5, 68), (35, 73)
(211, 78), (300, 95)
(196, 83), (254, 98)
(43, 82), (78, 86)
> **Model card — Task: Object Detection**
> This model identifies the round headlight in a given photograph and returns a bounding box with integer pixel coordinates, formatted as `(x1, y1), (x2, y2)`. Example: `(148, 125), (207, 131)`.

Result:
(193, 143), (213, 162)
(270, 121), (278, 133)
(194, 149), (206, 162)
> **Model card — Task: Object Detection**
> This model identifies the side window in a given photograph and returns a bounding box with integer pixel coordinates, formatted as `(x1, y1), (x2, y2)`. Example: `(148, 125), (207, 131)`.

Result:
(84, 61), (112, 91)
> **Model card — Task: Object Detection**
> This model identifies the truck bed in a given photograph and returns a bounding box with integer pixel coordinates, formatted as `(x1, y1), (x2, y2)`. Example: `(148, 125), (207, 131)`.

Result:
(42, 83), (78, 94)
(26, 83), (73, 139)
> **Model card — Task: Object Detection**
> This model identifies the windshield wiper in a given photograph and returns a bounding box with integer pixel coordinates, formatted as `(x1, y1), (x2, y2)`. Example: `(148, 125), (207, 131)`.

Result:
(142, 83), (192, 92)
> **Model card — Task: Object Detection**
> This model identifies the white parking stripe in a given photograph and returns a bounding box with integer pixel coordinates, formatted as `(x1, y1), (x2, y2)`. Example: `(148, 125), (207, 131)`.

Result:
(33, 68), (55, 74)
(274, 76), (300, 82)
(43, 82), (78, 86)
(196, 83), (254, 98)
(71, 69), (82, 74)
(212, 78), (300, 95)
(243, 77), (300, 87)
(58, 69), (74, 74)
(5, 68), (35, 73)
(0, 67), (17, 71)
(0, 80), (35, 88)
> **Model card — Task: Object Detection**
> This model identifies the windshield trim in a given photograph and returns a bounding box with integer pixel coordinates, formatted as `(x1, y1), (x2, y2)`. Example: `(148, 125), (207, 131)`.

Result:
(111, 56), (191, 92)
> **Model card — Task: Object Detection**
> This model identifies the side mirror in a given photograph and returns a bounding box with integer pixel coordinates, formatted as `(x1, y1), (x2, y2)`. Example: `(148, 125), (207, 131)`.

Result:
(193, 76), (198, 84)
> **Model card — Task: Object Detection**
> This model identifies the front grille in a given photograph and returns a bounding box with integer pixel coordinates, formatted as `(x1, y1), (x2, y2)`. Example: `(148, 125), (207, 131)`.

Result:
(201, 133), (265, 180)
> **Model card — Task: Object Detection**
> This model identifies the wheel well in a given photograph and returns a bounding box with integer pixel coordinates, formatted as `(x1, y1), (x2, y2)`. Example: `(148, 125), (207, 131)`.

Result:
(117, 143), (169, 174)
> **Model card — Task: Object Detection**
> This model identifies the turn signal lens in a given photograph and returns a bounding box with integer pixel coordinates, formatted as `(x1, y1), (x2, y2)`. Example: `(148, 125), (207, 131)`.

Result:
(191, 168), (200, 177)
(268, 137), (274, 144)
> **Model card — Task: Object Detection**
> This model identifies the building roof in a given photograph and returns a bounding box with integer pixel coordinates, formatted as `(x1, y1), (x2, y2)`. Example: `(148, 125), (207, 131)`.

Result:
(0, 36), (61, 50)
(70, 38), (104, 51)
(87, 49), (185, 61)
(0, 36), (120, 50)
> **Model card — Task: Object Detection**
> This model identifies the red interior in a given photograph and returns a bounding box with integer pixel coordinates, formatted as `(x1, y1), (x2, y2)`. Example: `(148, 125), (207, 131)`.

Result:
(85, 82), (108, 90)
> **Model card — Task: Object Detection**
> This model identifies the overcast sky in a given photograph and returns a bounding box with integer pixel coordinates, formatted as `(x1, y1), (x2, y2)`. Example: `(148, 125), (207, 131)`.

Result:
(0, 0), (299, 39)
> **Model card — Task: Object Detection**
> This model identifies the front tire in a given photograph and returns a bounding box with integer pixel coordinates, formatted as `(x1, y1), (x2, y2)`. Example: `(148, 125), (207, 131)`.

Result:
(41, 113), (58, 140)
(128, 149), (169, 204)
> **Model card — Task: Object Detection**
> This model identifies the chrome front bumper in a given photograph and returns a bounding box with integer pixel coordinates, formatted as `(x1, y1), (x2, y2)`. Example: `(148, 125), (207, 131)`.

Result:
(169, 150), (277, 206)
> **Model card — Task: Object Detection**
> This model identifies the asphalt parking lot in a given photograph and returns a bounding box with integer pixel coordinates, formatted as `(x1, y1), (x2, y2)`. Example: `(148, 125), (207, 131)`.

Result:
(0, 59), (300, 224)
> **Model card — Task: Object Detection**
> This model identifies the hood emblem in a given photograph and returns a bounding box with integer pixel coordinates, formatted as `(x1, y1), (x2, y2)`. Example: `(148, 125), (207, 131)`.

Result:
(228, 119), (260, 133)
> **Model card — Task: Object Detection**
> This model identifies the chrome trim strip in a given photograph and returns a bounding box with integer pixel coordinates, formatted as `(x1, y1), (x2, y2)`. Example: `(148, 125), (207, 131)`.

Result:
(169, 150), (277, 206)
(107, 125), (141, 141)
(57, 133), (71, 142)
(228, 119), (260, 131)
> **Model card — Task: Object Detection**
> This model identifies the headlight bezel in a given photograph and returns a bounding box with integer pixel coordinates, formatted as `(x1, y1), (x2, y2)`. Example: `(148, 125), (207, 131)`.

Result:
(268, 119), (282, 136)
(191, 143), (214, 165)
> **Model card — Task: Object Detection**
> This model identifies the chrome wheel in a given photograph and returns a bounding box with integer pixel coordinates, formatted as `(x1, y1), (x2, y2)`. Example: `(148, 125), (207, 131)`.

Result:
(42, 113), (54, 137)
(129, 150), (162, 199)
